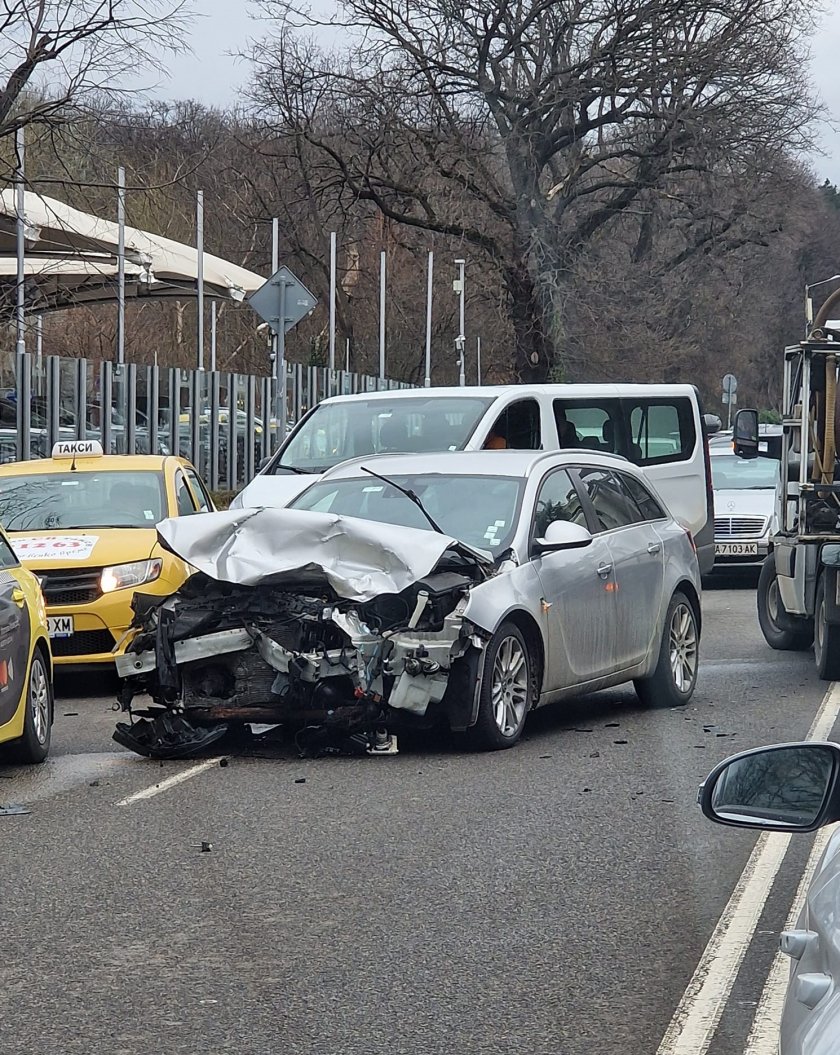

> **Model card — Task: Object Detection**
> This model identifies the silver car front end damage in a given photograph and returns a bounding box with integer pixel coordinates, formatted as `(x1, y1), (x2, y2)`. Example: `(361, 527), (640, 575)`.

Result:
(113, 509), (494, 759)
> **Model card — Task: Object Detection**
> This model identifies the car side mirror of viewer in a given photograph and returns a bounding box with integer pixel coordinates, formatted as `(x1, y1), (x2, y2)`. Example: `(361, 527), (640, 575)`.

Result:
(699, 742), (840, 833)
(533, 520), (593, 555)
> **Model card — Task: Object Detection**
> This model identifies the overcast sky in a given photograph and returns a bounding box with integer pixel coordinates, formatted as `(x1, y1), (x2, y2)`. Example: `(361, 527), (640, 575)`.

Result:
(156, 0), (840, 183)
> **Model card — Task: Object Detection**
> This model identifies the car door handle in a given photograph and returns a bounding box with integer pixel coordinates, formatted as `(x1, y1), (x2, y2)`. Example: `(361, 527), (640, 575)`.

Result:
(11, 588), (25, 606)
(647, 542), (662, 555)
(596, 562), (613, 579)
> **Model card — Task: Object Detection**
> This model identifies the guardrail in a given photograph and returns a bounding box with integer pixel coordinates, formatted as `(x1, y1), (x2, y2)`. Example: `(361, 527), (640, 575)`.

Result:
(5, 353), (413, 489)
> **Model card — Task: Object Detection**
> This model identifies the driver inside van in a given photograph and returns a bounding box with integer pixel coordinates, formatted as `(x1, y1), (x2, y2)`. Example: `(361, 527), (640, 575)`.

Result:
(483, 429), (507, 450)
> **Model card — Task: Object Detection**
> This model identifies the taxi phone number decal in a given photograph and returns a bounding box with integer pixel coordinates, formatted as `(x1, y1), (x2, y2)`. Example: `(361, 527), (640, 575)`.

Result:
(13, 535), (100, 560)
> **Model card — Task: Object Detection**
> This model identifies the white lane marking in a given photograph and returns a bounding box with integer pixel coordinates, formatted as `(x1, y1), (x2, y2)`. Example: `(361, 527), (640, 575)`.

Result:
(116, 758), (220, 805)
(744, 823), (835, 1054)
(656, 681), (840, 1055)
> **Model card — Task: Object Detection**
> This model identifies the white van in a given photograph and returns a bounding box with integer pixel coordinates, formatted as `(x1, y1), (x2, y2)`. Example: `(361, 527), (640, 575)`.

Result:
(233, 384), (715, 573)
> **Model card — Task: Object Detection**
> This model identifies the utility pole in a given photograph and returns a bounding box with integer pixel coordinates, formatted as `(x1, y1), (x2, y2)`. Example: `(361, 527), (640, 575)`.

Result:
(424, 250), (434, 388)
(454, 258), (466, 386)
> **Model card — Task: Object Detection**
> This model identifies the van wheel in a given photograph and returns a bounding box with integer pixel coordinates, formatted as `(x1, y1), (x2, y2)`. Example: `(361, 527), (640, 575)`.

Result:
(466, 622), (533, 750)
(814, 577), (840, 680)
(635, 591), (699, 708)
(757, 554), (813, 651)
(8, 648), (52, 764)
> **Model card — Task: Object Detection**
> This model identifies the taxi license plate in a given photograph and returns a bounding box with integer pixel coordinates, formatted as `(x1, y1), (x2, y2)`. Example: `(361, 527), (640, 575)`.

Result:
(715, 543), (758, 556)
(47, 616), (74, 639)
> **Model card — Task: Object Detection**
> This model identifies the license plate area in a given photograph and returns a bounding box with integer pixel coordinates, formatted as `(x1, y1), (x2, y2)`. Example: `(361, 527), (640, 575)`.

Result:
(715, 543), (758, 556)
(48, 616), (74, 638)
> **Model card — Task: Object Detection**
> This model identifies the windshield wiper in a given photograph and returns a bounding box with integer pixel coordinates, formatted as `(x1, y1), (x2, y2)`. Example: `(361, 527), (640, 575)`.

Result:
(359, 466), (445, 534)
(277, 464), (311, 475)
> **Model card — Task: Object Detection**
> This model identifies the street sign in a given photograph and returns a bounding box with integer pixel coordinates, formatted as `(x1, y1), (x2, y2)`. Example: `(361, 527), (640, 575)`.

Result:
(722, 373), (737, 395)
(248, 266), (318, 334)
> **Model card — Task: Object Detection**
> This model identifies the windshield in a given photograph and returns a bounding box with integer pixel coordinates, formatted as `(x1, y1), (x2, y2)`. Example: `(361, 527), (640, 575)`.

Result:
(0, 471), (166, 531)
(711, 454), (779, 490)
(276, 396), (494, 473)
(290, 472), (523, 551)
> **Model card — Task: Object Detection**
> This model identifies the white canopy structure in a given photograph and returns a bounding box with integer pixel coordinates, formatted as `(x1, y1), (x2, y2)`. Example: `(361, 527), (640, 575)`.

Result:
(0, 191), (266, 313)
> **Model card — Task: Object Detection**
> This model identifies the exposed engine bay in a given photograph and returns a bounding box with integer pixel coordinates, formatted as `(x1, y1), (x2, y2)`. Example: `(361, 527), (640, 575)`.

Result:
(114, 509), (495, 759)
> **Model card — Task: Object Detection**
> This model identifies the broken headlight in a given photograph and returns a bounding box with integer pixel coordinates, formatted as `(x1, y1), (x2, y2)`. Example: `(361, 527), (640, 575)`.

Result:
(100, 558), (163, 593)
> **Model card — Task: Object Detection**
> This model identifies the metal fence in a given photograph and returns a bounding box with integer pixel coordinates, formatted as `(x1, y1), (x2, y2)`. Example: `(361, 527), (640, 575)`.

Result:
(4, 353), (413, 490)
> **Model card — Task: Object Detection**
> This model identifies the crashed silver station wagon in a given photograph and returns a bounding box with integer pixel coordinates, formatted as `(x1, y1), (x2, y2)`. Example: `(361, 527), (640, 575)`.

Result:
(114, 450), (702, 758)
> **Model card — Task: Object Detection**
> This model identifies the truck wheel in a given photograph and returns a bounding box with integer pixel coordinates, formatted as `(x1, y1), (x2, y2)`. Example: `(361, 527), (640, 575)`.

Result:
(814, 577), (840, 680)
(757, 554), (813, 651)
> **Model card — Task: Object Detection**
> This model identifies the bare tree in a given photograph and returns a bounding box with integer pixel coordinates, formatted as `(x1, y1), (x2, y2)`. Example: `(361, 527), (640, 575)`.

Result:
(248, 0), (819, 381)
(0, 0), (193, 181)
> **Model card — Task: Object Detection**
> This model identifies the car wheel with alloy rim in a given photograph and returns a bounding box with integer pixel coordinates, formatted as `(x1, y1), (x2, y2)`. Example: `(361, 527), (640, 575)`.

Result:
(7, 647), (52, 764)
(635, 591), (699, 709)
(466, 621), (534, 750)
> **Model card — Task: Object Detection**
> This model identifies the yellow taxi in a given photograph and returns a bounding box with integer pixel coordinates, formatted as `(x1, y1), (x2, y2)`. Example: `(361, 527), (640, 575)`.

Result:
(0, 523), (53, 762)
(0, 440), (215, 668)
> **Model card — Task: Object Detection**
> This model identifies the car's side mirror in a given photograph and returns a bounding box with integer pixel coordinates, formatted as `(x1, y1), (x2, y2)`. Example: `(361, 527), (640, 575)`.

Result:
(703, 413), (722, 436)
(258, 456), (271, 471)
(699, 742), (840, 832)
(532, 520), (593, 555)
(733, 409), (760, 460)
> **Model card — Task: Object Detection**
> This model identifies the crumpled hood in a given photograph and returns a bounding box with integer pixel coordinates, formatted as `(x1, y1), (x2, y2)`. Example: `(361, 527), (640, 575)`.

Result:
(156, 507), (488, 602)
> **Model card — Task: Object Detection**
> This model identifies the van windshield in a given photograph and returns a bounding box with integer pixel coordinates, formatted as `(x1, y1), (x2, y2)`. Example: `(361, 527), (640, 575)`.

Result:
(273, 396), (494, 474)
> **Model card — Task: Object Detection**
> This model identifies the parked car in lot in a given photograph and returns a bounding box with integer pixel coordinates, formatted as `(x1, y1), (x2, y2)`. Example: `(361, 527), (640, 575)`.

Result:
(0, 440), (214, 668)
(710, 447), (779, 569)
(114, 449), (702, 759)
(234, 383), (716, 574)
(0, 523), (53, 763)
(700, 741), (840, 1055)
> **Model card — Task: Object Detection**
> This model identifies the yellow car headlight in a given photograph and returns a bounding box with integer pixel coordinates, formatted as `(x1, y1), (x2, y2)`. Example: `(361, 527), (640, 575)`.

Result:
(100, 559), (163, 594)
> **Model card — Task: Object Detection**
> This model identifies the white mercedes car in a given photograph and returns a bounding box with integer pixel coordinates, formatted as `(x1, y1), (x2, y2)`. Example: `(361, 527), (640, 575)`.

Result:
(710, 447), (779, 569)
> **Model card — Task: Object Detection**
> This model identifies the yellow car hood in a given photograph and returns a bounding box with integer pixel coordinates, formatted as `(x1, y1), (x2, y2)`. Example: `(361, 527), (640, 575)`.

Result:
(8, 528), (160, 570)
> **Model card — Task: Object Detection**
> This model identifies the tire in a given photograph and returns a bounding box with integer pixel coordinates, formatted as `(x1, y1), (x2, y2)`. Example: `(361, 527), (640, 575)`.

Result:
(814, 576), (840, 681)
(466, 621), (534, 750)
(7, 647), (52, 764)
(635, 591), (699, 709)
(757, 553), (813, 651)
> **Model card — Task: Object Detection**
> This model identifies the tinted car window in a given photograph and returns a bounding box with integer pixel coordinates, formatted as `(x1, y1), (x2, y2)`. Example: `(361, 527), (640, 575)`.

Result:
(533, 469), (587, 536)
(489, 400), (541, 450)
(617, 472), (666, 521)
(556, 401), (621, 454)
(627, 398), (695, 466)
(577, 468), (641, 531)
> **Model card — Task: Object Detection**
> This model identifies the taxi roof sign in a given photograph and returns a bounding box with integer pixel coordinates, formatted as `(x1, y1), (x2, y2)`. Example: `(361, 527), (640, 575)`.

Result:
(52, 439), (104, 459)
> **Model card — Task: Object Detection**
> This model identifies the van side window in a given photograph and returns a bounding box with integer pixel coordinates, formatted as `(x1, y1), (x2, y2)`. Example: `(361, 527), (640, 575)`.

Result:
(488, 400), (541, 450)
(553, 400), (621, 453)
(626, 399), (695, 466)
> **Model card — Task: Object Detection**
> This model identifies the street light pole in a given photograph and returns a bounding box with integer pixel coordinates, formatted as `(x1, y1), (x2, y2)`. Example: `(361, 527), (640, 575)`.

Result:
(454, 258), (465, 387)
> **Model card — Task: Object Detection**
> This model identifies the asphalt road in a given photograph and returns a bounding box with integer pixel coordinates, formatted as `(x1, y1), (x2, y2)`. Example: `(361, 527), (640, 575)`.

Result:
(0, 570), (833, 1055)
